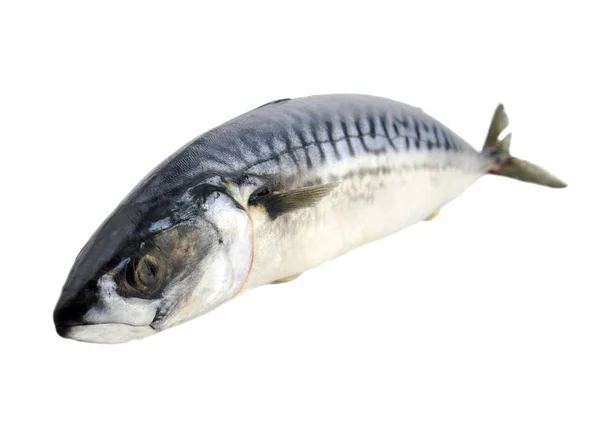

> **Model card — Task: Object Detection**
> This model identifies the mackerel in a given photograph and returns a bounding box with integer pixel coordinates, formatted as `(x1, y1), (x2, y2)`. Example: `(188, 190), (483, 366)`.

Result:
(53, 94), (566, 343)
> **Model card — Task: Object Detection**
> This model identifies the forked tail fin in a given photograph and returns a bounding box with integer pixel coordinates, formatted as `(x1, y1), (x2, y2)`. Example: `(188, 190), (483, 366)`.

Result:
(482, 104), (567, 188)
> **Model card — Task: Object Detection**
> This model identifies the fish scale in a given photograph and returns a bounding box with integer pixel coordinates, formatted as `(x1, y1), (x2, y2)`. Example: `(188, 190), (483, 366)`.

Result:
(53, 94), (566, 343)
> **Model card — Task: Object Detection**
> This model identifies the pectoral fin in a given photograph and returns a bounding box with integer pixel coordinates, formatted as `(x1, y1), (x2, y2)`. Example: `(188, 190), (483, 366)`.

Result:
(251, 182), (338, 220)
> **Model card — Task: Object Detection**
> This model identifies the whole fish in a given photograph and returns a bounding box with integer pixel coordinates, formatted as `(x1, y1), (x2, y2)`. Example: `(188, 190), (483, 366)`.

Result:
(53, 94), (566, 343)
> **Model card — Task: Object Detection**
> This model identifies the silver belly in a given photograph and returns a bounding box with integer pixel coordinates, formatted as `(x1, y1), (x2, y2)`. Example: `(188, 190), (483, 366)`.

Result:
(243, 149), (489, 289)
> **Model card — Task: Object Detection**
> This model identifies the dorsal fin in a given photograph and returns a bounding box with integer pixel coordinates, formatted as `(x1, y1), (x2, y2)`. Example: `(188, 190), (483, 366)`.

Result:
(254, 98), (291, 110)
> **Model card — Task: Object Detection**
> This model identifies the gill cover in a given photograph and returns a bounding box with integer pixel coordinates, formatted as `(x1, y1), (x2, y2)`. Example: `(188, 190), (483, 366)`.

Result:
(151, 185), (254, 330)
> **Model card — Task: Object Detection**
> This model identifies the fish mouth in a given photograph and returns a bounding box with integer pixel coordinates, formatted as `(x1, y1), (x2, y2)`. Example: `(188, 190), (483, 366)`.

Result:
(55, 322), (157, 344)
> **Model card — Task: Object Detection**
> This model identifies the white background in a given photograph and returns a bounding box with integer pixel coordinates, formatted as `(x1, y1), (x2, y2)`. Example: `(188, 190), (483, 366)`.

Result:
(1, 1), (598, 436)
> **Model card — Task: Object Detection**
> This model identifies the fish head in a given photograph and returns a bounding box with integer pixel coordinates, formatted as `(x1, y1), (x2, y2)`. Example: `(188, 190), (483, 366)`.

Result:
(53, 183), (253, 344)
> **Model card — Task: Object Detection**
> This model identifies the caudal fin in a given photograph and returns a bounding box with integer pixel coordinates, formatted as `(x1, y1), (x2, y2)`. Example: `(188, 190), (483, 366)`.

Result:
(482, 104), (567, 188)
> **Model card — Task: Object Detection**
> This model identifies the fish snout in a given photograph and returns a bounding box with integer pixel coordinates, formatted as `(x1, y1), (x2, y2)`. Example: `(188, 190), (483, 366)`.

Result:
(53, 301), (86, 339)
(55, 323), (74, 339)
(53, 283), (99, 333)
(53, 280), (160, 343)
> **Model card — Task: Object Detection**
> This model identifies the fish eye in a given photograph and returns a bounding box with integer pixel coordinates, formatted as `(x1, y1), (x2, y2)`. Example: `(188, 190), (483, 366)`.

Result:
(125, 254), (163, 293)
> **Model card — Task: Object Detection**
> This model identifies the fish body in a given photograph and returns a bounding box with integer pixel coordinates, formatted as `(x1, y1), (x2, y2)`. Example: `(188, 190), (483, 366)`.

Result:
(239, 96), (487, 288)
(53, 94), (566, 343)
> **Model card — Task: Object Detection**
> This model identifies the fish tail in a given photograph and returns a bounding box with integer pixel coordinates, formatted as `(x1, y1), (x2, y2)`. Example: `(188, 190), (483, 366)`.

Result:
(482, 104), (567, 188)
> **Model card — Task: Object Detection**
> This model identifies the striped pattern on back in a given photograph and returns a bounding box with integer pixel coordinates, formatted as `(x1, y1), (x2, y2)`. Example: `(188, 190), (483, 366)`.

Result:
(131, 94), (476, 202)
